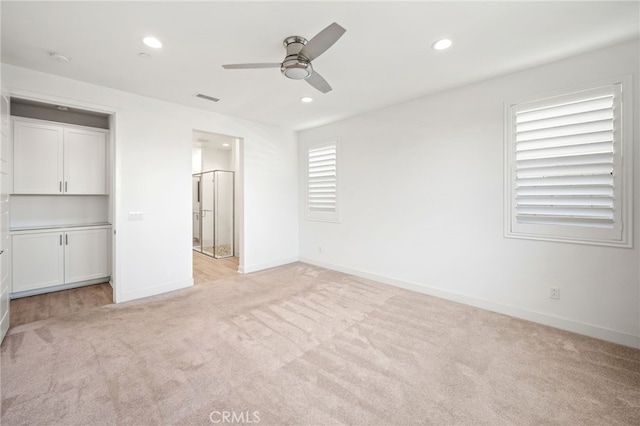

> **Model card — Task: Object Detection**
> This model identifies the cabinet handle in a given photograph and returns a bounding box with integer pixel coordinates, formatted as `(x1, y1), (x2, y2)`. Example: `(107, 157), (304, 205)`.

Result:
(0, 250), (4, 255)
(59, 234), (62, 246)
(65, 181), (68, 193)
(65, 234), (68, 245)
(59, 181), (62, 193)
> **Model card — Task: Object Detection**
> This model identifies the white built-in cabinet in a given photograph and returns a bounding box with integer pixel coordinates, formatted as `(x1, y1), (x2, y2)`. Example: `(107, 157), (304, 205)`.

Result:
(9, 116), (111, 298)
(12, 227), (108, 294)
(13, 119), (107, 195)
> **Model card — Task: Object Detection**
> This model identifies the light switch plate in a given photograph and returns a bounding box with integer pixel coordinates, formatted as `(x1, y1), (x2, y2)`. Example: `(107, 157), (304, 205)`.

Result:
(128, 211), (144, 221)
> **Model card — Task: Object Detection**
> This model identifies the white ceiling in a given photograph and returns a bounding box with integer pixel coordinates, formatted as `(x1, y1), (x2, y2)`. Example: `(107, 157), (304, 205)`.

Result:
(193, 130), (235, 149)
(2, 1), (638, 131)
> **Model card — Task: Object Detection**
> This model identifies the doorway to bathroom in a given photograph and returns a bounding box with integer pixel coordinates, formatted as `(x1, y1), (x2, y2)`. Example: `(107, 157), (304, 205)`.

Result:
(192, 130), (241, 267)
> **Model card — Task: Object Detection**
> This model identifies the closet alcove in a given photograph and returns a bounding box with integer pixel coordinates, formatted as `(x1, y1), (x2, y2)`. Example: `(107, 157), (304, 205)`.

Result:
(8, 98), (113, 298)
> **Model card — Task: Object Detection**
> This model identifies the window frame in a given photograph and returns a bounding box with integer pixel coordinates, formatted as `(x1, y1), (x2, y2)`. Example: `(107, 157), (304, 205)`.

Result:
(504, 76), (633, 248)
(305, 139), (340, 223)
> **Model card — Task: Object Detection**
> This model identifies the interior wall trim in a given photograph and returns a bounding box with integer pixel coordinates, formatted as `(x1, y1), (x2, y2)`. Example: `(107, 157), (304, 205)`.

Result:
(116, 278), (193, 304)
(299, 257), (640, 349)
(240, 257), (299, 274)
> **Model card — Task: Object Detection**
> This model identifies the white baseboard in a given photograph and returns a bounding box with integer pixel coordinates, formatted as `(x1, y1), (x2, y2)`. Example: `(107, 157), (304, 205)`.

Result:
(116, 278), (193, 303)
(240, 257), (299, 274)
(300, 257), (640, 349)
(10, 277), (111, 299)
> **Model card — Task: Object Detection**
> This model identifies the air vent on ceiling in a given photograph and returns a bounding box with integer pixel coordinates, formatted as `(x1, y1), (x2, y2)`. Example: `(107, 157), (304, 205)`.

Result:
(194, 93), (220, 103)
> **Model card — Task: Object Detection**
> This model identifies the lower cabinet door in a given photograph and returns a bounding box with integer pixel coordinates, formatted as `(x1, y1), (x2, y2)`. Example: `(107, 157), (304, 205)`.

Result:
(64, 229), (108, 283)
(12, 232), (64, 292)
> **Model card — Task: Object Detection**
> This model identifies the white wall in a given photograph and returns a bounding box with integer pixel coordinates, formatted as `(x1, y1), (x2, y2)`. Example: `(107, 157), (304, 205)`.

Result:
(201, 145), (231, 172)
(3, 64), (298, 302)
(192, 147), (202, 174)
(298, 39), (640, 348)
(11, 195), (108, 228)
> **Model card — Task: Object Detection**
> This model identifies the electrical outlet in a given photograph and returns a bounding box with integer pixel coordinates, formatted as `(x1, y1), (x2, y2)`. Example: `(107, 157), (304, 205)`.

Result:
(549, 286), (560, 300)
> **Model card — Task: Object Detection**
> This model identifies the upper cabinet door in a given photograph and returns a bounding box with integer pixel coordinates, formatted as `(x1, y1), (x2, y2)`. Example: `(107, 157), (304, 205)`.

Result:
(63, 128), (107, 194)
(13, 120), (64, 194)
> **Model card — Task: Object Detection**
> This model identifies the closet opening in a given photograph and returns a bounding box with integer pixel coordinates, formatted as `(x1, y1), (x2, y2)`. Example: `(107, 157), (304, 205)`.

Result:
(5, 97), (115, 327)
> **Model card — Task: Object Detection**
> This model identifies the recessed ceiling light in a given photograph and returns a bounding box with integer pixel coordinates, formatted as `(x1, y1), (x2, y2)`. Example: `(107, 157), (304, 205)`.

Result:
(222, 143), (230, 147)
(432, 38), (453, 51)
(301, 97), (314, 103)
(143, 36), (163, 49)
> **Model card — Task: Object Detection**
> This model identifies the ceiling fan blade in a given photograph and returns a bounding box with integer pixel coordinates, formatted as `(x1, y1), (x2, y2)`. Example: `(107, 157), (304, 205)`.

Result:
(299, 22), (346, 61)
(305, 71), (332, 93)
(222, 63), (281, 69)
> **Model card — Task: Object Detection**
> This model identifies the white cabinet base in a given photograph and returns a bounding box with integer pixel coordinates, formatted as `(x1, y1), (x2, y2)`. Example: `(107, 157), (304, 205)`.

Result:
(11, 226), (110, 298)
(12, 232), (64, 292)
(10, 277), (110, 299)
(65, 228), (108, 283)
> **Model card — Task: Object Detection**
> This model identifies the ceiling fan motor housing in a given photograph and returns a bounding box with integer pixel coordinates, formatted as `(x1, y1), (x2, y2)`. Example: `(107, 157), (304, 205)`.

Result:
(281, 36), (312, 80)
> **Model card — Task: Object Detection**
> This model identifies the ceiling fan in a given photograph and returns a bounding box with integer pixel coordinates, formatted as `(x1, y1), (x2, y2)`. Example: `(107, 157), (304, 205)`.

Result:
(222, 22), (346, 94)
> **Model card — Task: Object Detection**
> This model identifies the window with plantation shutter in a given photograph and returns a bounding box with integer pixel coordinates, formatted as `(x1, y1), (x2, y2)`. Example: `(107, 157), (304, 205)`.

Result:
(505, 78), (632, 247)
(306, 141), (338, 222)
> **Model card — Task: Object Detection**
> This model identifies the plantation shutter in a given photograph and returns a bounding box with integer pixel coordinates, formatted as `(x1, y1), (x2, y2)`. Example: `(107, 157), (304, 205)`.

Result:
(307, 141), (338, 220)
(513, 84), (621, 232)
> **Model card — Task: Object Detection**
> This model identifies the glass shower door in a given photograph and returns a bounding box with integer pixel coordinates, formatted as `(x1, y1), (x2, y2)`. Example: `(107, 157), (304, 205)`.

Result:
(201, 171), (215, 257)
(193, 170), (234, 259)
(214, 171), (234, 258)
(192, 175), (202, 252)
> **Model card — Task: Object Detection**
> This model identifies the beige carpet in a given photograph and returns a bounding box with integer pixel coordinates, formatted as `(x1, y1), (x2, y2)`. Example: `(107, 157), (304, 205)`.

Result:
(1, 262), (639, 425)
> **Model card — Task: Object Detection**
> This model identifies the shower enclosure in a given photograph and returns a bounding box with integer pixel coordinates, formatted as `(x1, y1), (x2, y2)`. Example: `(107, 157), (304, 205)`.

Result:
(192, 170), (234, 258)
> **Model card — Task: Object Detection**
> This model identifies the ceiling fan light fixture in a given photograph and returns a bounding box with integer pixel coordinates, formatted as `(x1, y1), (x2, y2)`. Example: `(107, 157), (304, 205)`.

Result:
(432, 38), (453, 51)
(281, 60), (312, 80)
(284, 68), (310, 80)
